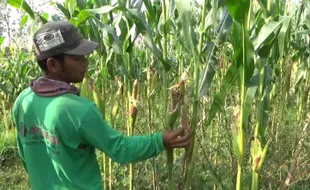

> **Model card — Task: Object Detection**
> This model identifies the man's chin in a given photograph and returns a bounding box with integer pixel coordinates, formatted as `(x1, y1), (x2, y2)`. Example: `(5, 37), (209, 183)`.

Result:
(72, 77), (85, 84)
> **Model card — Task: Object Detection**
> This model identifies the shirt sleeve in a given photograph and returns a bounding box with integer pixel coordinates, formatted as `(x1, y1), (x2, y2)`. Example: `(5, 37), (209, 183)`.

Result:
(78, 104), (166, 164)
(17, 134), (28, 173)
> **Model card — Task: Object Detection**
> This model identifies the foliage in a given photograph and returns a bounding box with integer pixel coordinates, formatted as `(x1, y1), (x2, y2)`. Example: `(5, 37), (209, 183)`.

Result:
(1, 0), (310, 189)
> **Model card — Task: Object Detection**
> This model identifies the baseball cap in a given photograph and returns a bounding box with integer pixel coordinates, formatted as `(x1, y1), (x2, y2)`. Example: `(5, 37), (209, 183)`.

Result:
(33, 21), (98, 60)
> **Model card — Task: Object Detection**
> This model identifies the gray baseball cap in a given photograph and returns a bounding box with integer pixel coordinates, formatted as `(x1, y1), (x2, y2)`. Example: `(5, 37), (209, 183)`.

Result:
(33, 21), (98, 60)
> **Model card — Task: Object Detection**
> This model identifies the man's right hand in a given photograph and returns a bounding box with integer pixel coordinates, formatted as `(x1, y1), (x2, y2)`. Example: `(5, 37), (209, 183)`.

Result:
(162, 126), (192, 149)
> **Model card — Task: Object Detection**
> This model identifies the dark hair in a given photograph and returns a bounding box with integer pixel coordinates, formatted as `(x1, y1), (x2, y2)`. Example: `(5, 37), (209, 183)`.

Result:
(37, 54), (66, 73)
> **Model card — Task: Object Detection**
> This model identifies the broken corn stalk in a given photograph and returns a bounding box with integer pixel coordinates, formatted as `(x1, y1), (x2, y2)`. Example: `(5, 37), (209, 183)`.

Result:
(166, 77), (186, 190)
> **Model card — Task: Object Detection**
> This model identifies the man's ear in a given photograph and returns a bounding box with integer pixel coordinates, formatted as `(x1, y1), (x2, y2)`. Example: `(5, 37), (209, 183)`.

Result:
(46, 58), (61, 73)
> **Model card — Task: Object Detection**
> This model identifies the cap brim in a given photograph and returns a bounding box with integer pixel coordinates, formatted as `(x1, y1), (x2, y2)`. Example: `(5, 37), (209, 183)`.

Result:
(65, 40), (98, 55)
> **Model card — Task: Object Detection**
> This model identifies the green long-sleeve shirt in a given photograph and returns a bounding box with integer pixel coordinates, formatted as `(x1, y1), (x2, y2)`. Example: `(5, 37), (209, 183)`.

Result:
(12, 87), (165, 190)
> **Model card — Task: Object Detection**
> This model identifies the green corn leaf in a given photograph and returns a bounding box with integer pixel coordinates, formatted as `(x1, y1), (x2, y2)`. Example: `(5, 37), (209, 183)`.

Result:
(198, 54), (216, 98)
(252, 20), (283, 53)
(105, 51), (115, 79)
(176, 0), (197, 57)
(198, 8), (233, 97)
(89, 19), (101, 42)
(232, 129), (243, 164)
(133, 0), (144, 10)
(86, 0), (95, 8)
(80, 78), (92, 101)
(38, 13), (48, 24)
(76, 10), (91, 26)
(251, 138), (262, 171)
(256, 138), (271, 172)
(85, 5), (117, 14)
(251, 138), (271, 173)
(91, 16), (123, 55)
(293, 29), (310, 35)
(259, 64), (273, 144)
(231, 21), (255, 86)
(166, 104), (181, 129)
(0, 83), (11, 95)
(94, 0), (107, 7)
(295, 61), (306, 86)
(76, 0), (86, 9)
(143, 0), (155, 18)
(216, 7), (233, 43)
(116, 54), (130, 78)
(157, 0), (176, 36)
(204, 8), (215, 32)
(0, 37), (5, 46)
(56, 3), (71, 19)
(278, 16), (292, 56)
(92, 84), (105, 119)
(88, 19), (105, 55)
(42, 13), (49, 20)
(20, 14), (28, 28)
(226, 0), (251, 22)
(123, 8), (171, 71)
(243, 69), (260, 127)
(205, 63), (239, 127)
(8, 0), (35, 19)
(258, 0), (270, 15)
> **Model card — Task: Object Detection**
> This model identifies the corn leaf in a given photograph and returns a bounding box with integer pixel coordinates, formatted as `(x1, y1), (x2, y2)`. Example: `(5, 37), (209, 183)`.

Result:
(92, 16), (123, 55)
(76, 0), (86, 10)
(0, 83), (11, 95)
(175, 0), (197, 56)
(0, 37), (5, 46)
(205, 63), (239, 126)
(295, 61), (306, 86)
(88, 19), (105, 55)
(157, 0), (176, 36)
(133, 0), (143, 10)
(226, 0), (251, 22)
(123, 8), (171, 71)
(252, 20), (283, 52)
(243, 69), (260, 127)
(198, 56), (216, 98)
(198, 8), (233, 97)
(8, 0), (35, 19)
(143, 0), (155, 18)
(20, 14), (28, 28)
(76, 10), (91, 26)
(251, 138), (263, 170)
(259, 64), (273, 144)
(94, 0), (107, 7)
(56, 3), (71, 19)
(216, 7), (233, 43)
(232, 21), (255, 85)
(278, 16), (291, 58)
(38, 13), (48, 24)
(86, 5), (117, 14)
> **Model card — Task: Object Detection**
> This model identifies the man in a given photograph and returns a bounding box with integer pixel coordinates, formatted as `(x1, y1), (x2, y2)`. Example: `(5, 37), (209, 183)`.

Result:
(12, 21), (191, 190)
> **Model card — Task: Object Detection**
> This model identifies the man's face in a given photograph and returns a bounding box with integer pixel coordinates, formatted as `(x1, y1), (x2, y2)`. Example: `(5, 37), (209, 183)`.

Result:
(62, 55), (88, 83)
(47, 54), (88, 83)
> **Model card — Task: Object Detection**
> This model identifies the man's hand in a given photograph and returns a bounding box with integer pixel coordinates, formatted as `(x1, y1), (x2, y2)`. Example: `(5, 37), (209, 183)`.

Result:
(162, 126), (191, 149)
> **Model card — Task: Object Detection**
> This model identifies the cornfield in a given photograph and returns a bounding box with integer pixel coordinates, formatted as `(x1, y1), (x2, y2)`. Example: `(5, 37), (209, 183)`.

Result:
(1, 0), (310, 189)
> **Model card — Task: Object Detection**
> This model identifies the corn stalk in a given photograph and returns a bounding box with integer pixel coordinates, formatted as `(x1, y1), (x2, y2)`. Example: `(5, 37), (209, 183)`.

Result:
(128, 79), (138, 190)
(226, 0), (254, 189)
(147, 61), (159, 190)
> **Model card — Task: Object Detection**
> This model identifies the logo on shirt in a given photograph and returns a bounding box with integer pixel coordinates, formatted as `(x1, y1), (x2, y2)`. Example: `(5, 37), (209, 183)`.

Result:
(19, 121), (61, 156)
